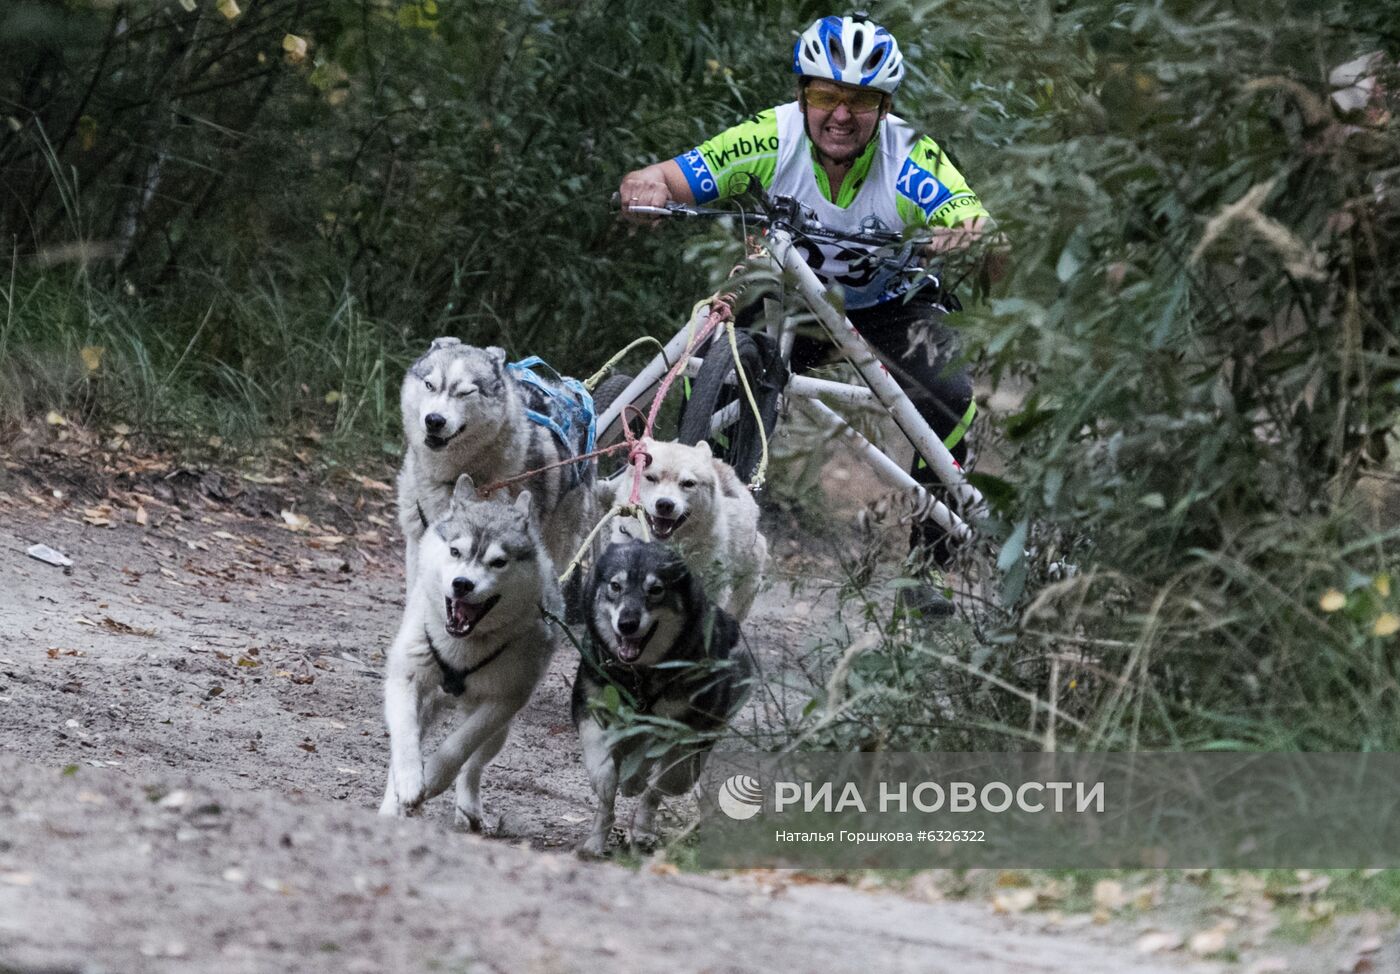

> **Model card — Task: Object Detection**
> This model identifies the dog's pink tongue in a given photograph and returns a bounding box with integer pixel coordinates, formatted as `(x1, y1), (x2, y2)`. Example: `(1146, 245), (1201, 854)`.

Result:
(617, 640), (643, 663)
(449, 598), (484, 631)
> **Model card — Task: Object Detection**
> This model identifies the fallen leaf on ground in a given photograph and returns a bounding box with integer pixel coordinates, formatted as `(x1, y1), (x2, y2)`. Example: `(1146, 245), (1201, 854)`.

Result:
(1135, 931), (1183, 954)
(1300, 899), (1336, 920)
(992, 889), (1037, 914)
(156, 790), (190, 810)
(1093, 879), (1127, 910)
(1188, 927), (1229, 956)
(350, 473), (393, 492)
(280, 510), (311, 531)
(1283, 874), (1332, 896)
(100, 616), (156, 637)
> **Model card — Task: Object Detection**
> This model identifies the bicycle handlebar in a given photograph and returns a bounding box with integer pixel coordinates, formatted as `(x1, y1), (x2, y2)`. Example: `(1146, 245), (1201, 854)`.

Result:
(610, 189), (905, 249)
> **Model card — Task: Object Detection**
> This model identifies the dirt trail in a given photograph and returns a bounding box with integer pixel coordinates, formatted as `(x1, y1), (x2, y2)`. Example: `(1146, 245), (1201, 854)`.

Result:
(0, 439), (1208, 973)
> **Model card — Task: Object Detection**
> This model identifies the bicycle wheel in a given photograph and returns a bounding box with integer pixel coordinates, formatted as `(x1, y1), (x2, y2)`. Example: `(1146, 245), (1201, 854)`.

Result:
(591, 372), (647, 477)
(677, 331), (784, 482)
(592, 372), (635, 418)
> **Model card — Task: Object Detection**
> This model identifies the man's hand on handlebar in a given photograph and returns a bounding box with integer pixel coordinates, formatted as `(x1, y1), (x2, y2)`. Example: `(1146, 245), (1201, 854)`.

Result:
(618, 176), (671, 223)
(919, 217), (1010, 283)
(616, 160), (698, 225)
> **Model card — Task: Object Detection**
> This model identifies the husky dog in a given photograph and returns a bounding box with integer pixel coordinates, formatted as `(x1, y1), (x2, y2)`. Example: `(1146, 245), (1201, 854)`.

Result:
(397, 338), (593, 589)
(380, 474), (560, 828)
(573, 541), (752, 856)
(600, 438), (768, 621)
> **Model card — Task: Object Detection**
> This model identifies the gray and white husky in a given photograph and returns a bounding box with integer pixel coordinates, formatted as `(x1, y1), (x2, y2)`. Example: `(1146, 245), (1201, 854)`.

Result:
(397, 338), (593, 589)
(380, 474), (560, 828)
(573, 541), (753, 856)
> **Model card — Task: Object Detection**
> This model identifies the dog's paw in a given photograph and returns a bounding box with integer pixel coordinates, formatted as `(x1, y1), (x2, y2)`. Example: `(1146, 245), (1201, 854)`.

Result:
(453, 804), (499, 834)
(626, 826), (662, 852)
(380, 794), (425, 819)
(576, 832), (611, 859)
(381, 766), (426, 817)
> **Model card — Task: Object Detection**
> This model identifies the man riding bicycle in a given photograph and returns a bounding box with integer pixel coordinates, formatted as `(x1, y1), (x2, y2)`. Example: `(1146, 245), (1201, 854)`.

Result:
(618, 14), (999, 617)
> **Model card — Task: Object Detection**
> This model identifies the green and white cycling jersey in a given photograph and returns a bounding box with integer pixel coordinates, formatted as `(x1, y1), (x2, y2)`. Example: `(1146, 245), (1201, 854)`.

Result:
(674, 103), (989, 309)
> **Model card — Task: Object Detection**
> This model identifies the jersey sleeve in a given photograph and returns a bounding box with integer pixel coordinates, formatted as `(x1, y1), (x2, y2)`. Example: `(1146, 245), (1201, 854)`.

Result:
(893, 135), (990, 229)
(672, 109), (780, 204)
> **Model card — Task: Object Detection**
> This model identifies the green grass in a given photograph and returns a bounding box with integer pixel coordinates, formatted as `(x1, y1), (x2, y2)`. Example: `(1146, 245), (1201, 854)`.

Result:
(0, 270), (408, 454)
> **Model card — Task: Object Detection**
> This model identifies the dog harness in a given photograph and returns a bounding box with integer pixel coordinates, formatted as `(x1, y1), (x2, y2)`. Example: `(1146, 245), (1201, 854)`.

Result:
(504, 357), (596, 488)
(424, 627), (511, 696)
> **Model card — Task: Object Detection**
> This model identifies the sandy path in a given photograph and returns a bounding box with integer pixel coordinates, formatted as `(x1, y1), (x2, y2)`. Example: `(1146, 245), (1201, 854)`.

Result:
(0, 444), (1206, 973)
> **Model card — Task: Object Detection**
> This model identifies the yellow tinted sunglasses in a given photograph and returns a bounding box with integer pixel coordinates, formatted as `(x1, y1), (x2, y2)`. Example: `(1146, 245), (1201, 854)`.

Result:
(804, 84), (885, 114)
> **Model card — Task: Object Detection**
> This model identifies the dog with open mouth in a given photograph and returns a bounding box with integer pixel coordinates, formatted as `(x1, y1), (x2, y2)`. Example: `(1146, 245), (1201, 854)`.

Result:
(600, 437), (768, 621)
(380, 473), (560, 828)
(572, 540), (753, 856)
(396, 338), (595, 593)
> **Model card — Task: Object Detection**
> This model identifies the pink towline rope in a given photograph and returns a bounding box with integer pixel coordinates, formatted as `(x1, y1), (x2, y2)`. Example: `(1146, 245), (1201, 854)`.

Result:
(623, 294), (737, 507)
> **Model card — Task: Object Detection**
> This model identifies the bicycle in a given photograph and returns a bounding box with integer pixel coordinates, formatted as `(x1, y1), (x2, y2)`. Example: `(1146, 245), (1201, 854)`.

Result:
(592, 183), (991, 561)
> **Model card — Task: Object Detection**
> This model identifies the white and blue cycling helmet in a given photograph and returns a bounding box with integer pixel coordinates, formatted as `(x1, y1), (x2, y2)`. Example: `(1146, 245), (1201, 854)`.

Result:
(793, 15), (905, 95)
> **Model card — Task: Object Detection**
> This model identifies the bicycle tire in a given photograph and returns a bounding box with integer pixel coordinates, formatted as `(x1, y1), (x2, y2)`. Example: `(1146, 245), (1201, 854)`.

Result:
(591, 372), (647, 478)
(677, 331), (783, 482)
(591, 372), (635, 418)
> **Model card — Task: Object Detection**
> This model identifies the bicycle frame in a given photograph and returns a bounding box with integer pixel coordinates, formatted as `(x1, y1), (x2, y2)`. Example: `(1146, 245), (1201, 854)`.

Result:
(595, 226), (987, 546)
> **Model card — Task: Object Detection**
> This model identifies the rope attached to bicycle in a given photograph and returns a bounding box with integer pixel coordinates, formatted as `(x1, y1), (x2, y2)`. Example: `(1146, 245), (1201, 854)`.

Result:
(544, 280), (775, 585)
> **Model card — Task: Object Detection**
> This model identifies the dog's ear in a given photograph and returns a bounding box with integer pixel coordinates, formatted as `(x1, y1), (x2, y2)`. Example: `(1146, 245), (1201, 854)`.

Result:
(655, 544), (698, 594)
(594, 476), (616, 506)
(513, 489), (533, 519)
(451, 473), (477, 509)
(429, 336), (462, 352)
(584, 544), (618, 620)
(483, 346), (508, 395)
(695, 440), (713, 458)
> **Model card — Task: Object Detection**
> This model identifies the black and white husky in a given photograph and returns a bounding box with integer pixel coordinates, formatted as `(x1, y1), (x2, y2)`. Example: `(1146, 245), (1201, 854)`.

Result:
(380, 474), (559, 829)
(572, 541), (753, 856)
(397, 338), (594, 589)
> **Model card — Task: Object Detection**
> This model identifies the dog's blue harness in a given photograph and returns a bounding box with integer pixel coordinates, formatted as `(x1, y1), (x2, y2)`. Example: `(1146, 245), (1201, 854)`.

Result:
(505, 356), (596, 487)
